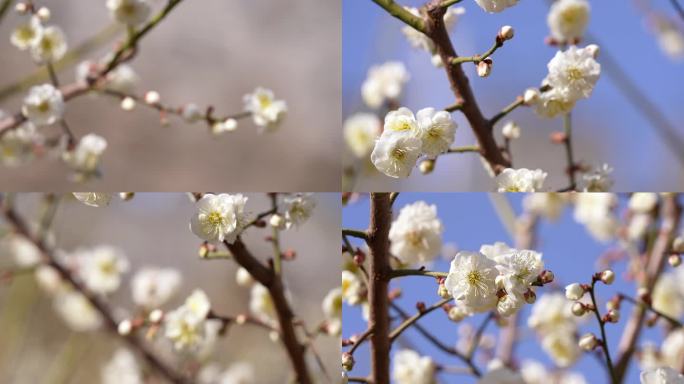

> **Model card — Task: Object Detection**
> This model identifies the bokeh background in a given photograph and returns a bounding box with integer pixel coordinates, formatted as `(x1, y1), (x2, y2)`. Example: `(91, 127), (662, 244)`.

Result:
(343, 0), (684, 191)
(343, 193), (684, 383)
(0, 192), (340, 383)
(0, 0), (341, 191)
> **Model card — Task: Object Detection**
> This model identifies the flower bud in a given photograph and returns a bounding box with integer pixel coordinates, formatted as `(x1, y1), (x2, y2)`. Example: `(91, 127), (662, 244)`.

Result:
(501, 121), (520, 140)
(37, 7), (51, 22)
(269, 214), (286, 229)
(121, 97), (136, 111)
(524, 289), (536, 304)
(117, 319), (132, 335)
(149, 309), (163, 323)
(342, 352), (355, 371)
(144, 91), (160, 105)
(579, 333), (599, 351)
(565, 283), (585, 301)
(539, 270), (555, 284)
(498, 25), (515, 41)
(448, 306), (467, 323)
(419, 159), (435, 174)
(571, 302), (586, 316)
(523, 88), (540, 105)
(269, 331), (280, 342)
(119, 192), (135, 201)
(15, 3), (28, 14)
(605, 309), (620, 323)
(585, 44), (600, 58)
(600, 269), (615, 285)
(669, 254), (682, 267)
(477, 60), (492, 78)
(236, 267), (254, 287)
(438, 283), (450, 299)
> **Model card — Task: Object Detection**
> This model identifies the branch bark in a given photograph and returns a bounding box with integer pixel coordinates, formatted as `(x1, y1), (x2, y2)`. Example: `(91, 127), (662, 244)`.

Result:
(614, 194), (681, 383)
(424, 2), (510, 173)
(0, 197), (190, 384)
(367, 193), (392, 384)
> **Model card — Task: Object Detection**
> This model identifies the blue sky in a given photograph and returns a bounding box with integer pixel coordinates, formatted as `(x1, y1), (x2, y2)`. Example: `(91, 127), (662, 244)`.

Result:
(342, 193), (681, 383)
(343, 0), (684, 191)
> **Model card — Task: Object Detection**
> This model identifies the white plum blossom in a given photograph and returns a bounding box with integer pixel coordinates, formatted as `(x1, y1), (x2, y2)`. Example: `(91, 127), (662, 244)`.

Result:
(496, 168), (548, 192)
(383, 107), (419, 137)
(344, 113), (381, 158)
(389, 201), (443, 265)
(322, 287), (342, 335)
(106, 64), (139, 93)
(415, 107), (457, 156)
(0, 119), (41, 167)
(72, 192), (113, 207)
(249, 283), (277, 325)
(444, 251), (499, 313)
(573, 193), (618, 242)
(282, 193), (316, 228)
(662, 329), (684, 369)
(392, 349), (436, 384)
(243, 87), (287, 132)
(107, 0), (151, 26)
(582, 163), (614, 191)
(640, 367), (684, 384)
(76, 246), (130, 295)
(22, 84), (64, 126)
(31, 26), (67, 63)
(655, 19), (684, 61)
(10, 16), (42, 50)
(164, 290), (211, 350)
(54, 291), (103, 331)
(370, 132), (421, 178)
(102, 348), (143, 384)
(547, 0), (590, 43)
(1, 234), (41, 267)
(542, 331), (581, 368)
(495, 249), (544, 297)
(528, 292), (577, 334)
(474, 0), (519, 14)
(190, 193), (250, 243)
(361, 61), (409, 109)
(131, 267), (182, 309)
(521, 360), (587, 384)
(652, 273), (684, 319)
(545, 45), (601, 102)
(342, 270), (365, 306)
(533, 88), (576, 118)
(63, 133), (108, 176)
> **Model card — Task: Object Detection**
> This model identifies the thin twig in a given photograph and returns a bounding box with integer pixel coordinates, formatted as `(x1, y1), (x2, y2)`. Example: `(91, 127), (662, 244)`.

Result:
(588, 279), (618, 384)
(389, 297), (452, 342)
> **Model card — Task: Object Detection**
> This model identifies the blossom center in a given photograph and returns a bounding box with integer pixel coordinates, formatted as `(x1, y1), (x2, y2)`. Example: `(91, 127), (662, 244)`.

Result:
(566, 67), (583, 82)
(206, 211), (225, 227)
(391, 147), (407, 161)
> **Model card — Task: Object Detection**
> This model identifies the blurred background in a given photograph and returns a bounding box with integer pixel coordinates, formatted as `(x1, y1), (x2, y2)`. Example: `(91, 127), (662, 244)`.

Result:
(343, 0), (684, 191)
(0, 0), (341, 191)
(0, 192), (340, 383)
(343, 193), (684, 383)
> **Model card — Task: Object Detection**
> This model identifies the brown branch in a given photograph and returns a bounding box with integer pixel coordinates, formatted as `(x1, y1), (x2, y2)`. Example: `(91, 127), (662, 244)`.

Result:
(588, 279), (618, 383)
(614, 194), (681, 383)
(424, 2), (510, 174)
(224, 239), (312, 384)
(367, 193), (392, 384)
(0, 196), (190, 384)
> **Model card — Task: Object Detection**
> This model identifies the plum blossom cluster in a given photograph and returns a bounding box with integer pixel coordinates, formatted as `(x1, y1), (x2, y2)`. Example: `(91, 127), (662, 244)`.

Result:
(371, 107), (457, 178)
(345, 0), (616, 192)
(444, 242), (551, 318)
(0, 1), (286, 182)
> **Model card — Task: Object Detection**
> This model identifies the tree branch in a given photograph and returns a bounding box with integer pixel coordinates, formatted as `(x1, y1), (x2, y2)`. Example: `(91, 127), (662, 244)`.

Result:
(370, 0), (426, 33)
(367, 193), (392, 384)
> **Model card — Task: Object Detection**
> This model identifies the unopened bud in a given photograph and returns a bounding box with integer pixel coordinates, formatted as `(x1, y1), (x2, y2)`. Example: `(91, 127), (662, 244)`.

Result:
(438, 283), (450, 299)
(498, 25), (515, 41)
(342, 352), (355, 371)
(269, 214), (286, 229)
(117, 319), (132, 336)
(605, 309), (620, 323)
(571, 302), (586, 316)
(269, 331), (280, 342)
(524, 289), (536, 304)
(419, 159), (435, 174)
(477, 60), (492, 78)
(501, 121), (520, 140)
(121, 97), (136, 111)
(523, 88), (540, 105)
(37, 7), (50, 21)
(585, 44), (600, 58)
(144, 91), (160, 105)
(119, 192), (135, 201)
(669, 254), (682, 267)
(565, 283), (585, 301)
(15, 3), (28, 14)
(673, 236), (684, 253)
(149, 309), (163, 323)
(448, 306), (467, 323)
(579, 333), (599, 351)
(539, 269), (554, 284)
(600, 269), (615, 285)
